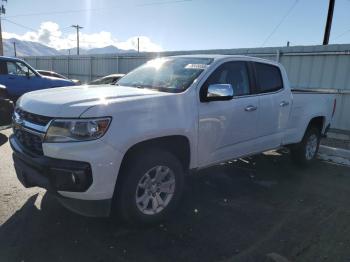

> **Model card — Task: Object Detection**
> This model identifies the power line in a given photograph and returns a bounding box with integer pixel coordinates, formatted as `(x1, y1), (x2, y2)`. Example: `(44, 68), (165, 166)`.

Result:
(261, 0), (299, 47)
(333, 28), (350, 40)
(4, 0), (192, 18)
(2, 17), (37, 31)
(4, 7), (110, 19)
(138, 0), (192, 6)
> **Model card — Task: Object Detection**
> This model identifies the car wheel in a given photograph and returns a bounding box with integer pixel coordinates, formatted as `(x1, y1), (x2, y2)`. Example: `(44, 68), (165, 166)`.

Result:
(115, 149), (185, 224)
(290, 127), (321, 166)
(0, 99), (14, 126)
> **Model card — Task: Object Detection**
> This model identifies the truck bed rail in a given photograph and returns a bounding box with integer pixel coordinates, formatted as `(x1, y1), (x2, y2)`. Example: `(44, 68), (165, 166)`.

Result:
(291, 88), (350, 95)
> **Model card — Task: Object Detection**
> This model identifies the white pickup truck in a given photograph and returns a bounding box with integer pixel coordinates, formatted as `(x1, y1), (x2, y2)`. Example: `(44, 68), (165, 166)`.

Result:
(10, 55), (336, 223)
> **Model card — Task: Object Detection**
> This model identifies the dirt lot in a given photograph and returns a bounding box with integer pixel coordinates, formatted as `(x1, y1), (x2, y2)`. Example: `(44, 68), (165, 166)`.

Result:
(1, 128), (350, 262)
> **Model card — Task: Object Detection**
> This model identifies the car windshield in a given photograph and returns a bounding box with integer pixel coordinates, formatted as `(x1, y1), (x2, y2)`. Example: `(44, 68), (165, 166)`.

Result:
(116, 57), (213, 92)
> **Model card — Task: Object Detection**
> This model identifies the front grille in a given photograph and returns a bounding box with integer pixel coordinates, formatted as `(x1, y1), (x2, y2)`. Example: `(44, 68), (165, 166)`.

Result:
(15, 108), (53, 126)
(13, 128), (44, 155)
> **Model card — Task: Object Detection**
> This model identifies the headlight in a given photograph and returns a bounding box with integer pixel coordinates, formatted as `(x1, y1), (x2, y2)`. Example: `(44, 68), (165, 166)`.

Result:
(45, 117), (111, 142)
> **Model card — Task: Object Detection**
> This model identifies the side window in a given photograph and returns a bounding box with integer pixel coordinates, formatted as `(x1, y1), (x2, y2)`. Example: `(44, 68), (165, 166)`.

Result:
(203, 61), (251, 97)
(254, 62), (283, 93)
(7, 62), (18, 75)
(0, 61), (7, 74)
(16, 62), (35, 77)
(6, 61), (35, 77)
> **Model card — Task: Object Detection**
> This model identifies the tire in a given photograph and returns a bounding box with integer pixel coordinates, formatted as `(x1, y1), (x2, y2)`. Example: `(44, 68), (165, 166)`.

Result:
(290, 127), (321, 166)
(0, 99), (14, 126)
(115, 149), (185, 224)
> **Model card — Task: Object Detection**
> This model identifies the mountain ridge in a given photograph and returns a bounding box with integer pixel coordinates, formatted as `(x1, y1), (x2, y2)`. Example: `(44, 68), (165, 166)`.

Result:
(3, 38), (137, 57)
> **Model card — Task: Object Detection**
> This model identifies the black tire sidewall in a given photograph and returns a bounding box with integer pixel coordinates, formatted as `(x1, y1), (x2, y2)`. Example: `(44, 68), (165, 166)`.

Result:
(292, 127), (321, 166)
(0, 99), (14, 126)
(116, 149), (185, 224)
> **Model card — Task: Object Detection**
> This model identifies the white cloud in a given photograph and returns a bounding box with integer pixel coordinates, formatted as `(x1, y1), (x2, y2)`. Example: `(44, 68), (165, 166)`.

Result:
(3, 21), (162, 52)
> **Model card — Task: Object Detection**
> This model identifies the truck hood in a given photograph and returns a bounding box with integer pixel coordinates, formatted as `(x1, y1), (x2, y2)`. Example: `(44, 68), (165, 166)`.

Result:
(17, 85), (164, 117)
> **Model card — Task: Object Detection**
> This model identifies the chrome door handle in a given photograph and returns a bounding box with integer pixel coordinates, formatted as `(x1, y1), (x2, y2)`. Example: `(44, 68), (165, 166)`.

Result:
(280, 101), (289, 107)
(245, 105), (257, 112)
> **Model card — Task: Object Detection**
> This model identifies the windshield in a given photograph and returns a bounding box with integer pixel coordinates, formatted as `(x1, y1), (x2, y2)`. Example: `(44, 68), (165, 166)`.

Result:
(116, 57), (213, 92)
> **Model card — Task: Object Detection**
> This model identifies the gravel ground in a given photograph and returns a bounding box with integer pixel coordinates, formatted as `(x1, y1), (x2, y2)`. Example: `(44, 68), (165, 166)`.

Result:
(1, 128), (350, 262)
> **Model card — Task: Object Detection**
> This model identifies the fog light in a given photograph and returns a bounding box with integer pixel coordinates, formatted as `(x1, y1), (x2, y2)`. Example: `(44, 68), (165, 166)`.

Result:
(71, 173), (76, 184)
(50, 167), (92, 192)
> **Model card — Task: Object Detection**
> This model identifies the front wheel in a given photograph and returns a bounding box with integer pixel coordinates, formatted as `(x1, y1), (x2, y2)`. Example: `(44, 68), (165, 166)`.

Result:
(115, 149), (185, 224)
(290, 127), (321, 166)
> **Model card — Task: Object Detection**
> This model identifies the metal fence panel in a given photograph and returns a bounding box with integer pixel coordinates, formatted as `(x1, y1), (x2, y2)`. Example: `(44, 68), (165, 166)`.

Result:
(22, 44), (350, 131)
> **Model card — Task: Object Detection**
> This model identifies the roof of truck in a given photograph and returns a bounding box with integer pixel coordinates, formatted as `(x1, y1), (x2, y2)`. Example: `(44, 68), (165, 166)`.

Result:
(170, 54), (280, 66)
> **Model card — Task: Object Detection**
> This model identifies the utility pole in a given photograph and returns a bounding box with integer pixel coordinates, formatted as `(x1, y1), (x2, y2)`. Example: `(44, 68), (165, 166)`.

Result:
(137, 37), (140, 53)
(13, 41), (16, 57)
(71, 24), (83, 55)
(323, 0), (335, 45)
(0, 1), (7, 56)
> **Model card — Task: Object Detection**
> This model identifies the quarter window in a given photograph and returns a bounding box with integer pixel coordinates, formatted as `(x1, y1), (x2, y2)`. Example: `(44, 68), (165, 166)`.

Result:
(254, 62), (283, 93)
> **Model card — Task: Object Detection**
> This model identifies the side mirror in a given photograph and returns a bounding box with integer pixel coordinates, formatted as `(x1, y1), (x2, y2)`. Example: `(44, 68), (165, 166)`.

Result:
(25, 71), (30, 78)
(206, 84), (234, 101)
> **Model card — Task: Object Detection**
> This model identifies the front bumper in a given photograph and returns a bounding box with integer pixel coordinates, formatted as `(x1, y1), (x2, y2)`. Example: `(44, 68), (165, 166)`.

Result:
(10, 135), (112, 217)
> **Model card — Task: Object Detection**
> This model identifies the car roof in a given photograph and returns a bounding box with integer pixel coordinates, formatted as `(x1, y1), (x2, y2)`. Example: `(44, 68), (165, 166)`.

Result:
(0, 56), (25, 62)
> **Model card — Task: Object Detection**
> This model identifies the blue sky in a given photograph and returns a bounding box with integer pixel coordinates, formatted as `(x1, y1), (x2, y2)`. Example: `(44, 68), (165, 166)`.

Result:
(2, 0), (350, 51)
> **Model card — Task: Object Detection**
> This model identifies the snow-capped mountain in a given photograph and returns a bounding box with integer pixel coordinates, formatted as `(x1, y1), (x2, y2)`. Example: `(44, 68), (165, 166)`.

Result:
(4, 38), (62, 57)
(3, 38), (136, 57)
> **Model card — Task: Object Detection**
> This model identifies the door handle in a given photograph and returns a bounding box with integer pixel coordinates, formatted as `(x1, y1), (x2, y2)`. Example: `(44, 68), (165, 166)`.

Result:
(245, 105), (257, 112)
(280, 101), (290, 107)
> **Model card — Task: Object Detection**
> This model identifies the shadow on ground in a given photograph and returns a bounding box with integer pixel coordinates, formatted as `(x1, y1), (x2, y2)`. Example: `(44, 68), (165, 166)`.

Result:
(1, 152), (350, 262)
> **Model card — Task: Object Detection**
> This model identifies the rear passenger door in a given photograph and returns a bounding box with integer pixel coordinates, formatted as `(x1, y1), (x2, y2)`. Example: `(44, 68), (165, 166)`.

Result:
(253, 62), (291, 149)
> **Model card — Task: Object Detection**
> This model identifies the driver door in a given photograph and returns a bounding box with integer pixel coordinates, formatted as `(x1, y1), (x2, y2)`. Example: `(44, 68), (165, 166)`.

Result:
(197, 61), (260, 167)
(0, 60), (40, 100)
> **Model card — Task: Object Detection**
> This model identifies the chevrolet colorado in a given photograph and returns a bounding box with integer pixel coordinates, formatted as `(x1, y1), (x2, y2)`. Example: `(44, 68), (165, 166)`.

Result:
(9, 55), (336, 223)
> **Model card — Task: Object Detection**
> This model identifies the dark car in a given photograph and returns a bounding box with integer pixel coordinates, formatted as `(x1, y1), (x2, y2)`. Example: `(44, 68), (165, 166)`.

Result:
(37, 70), (81, 85)
(0, 56), (76, 101)
(89, 74), (125, 85)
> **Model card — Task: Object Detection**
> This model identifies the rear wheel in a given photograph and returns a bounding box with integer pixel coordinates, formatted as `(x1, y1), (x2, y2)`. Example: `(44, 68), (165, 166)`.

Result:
(115, 149), (185, 224)
(290, 127), (321, 166)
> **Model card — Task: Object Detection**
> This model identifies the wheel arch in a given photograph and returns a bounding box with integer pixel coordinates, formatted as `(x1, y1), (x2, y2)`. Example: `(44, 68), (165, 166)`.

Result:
(119, 135), (191, 172)
(306, 116), (325, 134)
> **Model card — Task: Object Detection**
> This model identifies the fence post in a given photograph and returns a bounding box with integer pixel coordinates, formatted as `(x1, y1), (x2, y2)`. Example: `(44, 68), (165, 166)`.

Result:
(67, 56), (70, 78)
(116, 55), (119, 73)
(90, 57), (93, 81)
(276, 49), (280, 62)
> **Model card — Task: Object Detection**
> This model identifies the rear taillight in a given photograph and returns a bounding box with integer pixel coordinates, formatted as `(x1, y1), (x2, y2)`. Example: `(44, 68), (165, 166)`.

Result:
(332, 98), (337, 118)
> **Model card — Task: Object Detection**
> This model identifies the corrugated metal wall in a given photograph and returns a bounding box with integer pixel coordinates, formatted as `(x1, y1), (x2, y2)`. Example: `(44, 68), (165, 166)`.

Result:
(23, 44), (350, 131)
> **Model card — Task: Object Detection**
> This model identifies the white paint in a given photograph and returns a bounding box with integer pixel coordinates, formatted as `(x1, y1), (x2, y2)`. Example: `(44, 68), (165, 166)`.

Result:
(15, 55), (336, 201)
